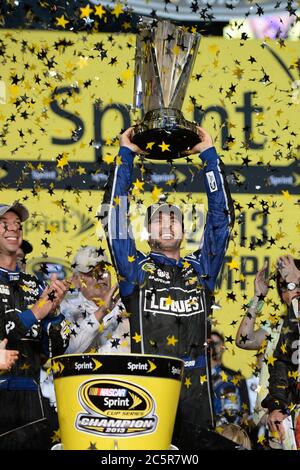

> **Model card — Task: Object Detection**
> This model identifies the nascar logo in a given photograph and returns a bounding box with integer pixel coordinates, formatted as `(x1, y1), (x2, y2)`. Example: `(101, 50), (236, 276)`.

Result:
(76, 378), (158, 437)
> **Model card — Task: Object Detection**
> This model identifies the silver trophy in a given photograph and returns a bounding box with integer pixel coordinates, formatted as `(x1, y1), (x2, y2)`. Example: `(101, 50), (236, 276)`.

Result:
(132, 19), (201, 160)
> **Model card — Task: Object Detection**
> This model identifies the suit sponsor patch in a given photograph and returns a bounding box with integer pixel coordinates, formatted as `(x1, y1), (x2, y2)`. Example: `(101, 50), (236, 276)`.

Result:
(0, 284), (10, 295)
(206, 171), (218, 192)
(143, 288), (204, 316)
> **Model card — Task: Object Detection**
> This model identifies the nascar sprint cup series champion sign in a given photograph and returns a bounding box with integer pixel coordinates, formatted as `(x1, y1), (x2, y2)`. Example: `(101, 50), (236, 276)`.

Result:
(52, 353), (184, 450)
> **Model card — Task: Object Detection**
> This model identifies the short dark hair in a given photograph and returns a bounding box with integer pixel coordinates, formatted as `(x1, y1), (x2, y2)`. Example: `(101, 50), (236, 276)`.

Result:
(146, 203), (184, 229)
(276, 258), (300, 302)
(211, 330), (225, 344)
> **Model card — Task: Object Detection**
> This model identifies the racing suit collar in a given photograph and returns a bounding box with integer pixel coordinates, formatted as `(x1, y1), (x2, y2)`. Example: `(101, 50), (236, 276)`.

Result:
(0, 265), (20, 282)
(150, 251), (184, 267)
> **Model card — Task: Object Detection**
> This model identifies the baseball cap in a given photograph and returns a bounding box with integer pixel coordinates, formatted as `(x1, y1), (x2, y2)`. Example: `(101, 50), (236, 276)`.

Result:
(146, 203), (184, 227)
(0, 201), (29, 222)
(72, 246), (109, 274)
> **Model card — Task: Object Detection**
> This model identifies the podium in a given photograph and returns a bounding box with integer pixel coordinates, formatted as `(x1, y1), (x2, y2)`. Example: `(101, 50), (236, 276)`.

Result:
(52, 353), (183, 450)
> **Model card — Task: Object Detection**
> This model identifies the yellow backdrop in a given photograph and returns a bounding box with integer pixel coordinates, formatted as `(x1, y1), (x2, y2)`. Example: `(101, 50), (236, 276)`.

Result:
(0, 30), (299, 376)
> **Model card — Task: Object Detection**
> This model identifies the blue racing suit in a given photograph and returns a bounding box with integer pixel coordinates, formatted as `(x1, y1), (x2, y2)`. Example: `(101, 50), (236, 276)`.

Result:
(0, 267), (70, 449)
(102, 145), (234, 449)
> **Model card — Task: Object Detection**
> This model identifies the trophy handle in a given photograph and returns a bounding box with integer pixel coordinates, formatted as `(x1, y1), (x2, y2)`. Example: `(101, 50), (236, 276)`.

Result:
(133, 36), (143, 111)
(134, 27), (165, 113)
(170, 35), (201, 109)
(149, 31), (165, 108)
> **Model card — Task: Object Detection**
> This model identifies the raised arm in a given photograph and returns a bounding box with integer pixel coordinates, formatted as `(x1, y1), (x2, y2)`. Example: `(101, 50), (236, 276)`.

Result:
(236, 264), (269, 350)
(38, 275), (71, 357)
(101, 128), (144, 297)
(185, 127), (235, 291)
(65, 284), (119, 353)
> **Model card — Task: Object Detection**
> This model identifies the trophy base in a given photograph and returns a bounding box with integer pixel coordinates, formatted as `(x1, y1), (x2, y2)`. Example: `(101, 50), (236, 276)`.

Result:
(132, 108), (200, 160)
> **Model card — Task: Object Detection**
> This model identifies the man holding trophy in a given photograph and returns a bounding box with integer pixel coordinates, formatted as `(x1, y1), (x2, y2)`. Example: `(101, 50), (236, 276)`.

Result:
(101, 20), (234, 450)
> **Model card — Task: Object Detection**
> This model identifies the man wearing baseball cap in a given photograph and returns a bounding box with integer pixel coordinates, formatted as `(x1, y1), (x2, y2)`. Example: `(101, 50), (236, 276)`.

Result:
(62, 246), (130, 355)
(101, 126), (234, 450)
(0, 201), (71, 450)
(0, 201), (29, 223)
(40, 246), (130, 414)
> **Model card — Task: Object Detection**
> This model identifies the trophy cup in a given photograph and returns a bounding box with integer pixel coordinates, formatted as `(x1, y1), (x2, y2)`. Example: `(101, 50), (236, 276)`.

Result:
(132, 19), (201, 160)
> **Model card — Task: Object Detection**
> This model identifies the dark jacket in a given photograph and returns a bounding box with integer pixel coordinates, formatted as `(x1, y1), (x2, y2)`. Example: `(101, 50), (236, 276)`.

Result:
(0, 267), (70, 388)
(261, 302), (300, 413)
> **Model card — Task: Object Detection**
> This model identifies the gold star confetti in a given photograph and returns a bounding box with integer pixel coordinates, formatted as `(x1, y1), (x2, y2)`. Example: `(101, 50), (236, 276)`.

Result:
(151, 186), (163, 202)
(55, 15), (69, 28)
(167, 335), (178, 346)
(77, 166), (86, 175)
(146, 142), (155, 150)
(132, 332), (142, 343)
(103, 154), (115, 165)
(51, 429), (61, 443)
(80, 5), (93, 18)
(220, 370), (228, 382)
(56, 153), (69, 169)
(94, 5), (106, 18)
(267, 355), (277, 366)
(158, 141), (171, 152)
(132, 179), (144, 192)
(112, 3), (124, 18)
(281, 190), (291, 200)
(226, 259), (239, 270)
(184, 377), (192, 389)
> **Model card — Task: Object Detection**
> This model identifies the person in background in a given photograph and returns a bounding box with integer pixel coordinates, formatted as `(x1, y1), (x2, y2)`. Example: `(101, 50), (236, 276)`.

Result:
(261, 256), (300, 449)
(236, 262), (283, 448)
(216, 423), (252, 450)
(63, 245), (130, 354)
(40, 246), (130, 411)
(0, 201), (70, 450)
(236, 255), (300, 450)
(210, 330), (250, 426)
